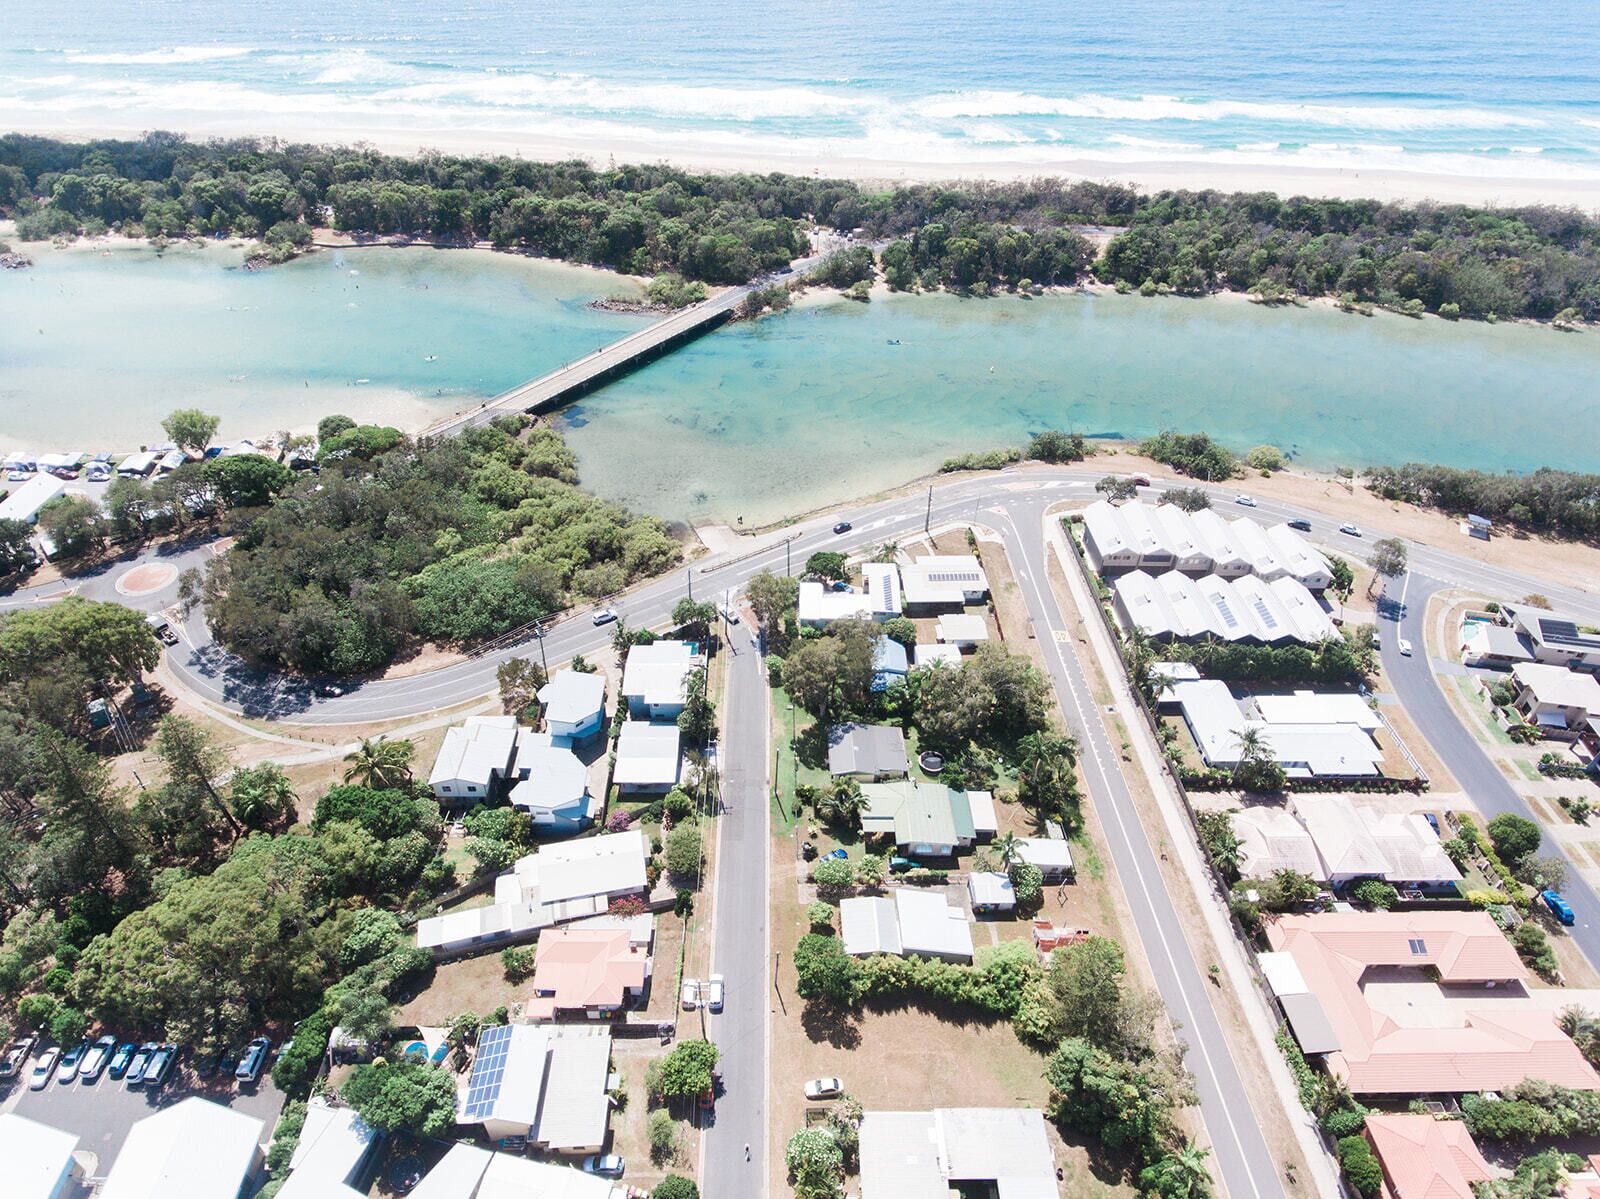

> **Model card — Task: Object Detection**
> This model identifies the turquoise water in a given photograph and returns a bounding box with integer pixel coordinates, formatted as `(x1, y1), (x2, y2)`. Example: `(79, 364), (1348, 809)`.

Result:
(4, 247), (1598, 524)
(0, 243), (645, 448)
(559, 289), (1600, 524)
(2, 0), (1598, 181)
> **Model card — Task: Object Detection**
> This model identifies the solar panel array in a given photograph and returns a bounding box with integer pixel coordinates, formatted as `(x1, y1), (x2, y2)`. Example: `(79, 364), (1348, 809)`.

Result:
(926, 571), (981, 584)
(1538, 618), (1600, 650)
(462, 1022), (515, 1119)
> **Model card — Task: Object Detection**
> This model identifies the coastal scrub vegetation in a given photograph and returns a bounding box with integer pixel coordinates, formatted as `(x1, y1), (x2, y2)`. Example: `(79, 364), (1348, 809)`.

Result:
(5, 133), (1598, 319)
(200, 415), (679, 675)
(1365, 462), (1600, 540)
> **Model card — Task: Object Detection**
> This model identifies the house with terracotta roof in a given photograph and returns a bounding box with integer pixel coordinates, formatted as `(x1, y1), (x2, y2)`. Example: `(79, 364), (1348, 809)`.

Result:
(1363, 1114), (1497, 1199)
(525, 925), (652, 1022)
(1265, 911), (1600, 1096)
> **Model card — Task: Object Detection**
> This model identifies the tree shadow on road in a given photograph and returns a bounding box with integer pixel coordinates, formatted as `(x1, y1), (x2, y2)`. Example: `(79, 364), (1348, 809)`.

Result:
(800, 999), (862, 1050)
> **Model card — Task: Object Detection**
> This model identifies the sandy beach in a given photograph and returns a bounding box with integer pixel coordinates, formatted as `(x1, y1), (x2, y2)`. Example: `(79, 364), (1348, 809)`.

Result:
(13, 115), (1600, 211)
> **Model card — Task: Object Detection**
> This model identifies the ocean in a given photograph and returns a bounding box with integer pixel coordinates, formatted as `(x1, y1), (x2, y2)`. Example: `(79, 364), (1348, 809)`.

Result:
(2, 0), (1599, 184)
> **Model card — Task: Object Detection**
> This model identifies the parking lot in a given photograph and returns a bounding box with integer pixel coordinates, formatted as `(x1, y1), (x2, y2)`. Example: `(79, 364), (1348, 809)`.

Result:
(3, 1055), (286, 1178)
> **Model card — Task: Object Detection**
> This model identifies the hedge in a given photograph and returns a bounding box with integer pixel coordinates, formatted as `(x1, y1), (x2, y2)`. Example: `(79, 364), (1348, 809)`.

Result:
(271, 1004), (336, 1097)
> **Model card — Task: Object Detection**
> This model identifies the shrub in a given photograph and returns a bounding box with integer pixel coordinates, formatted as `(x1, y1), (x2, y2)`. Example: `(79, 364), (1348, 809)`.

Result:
(654, 1177), (699, 1199)
(794, 933), (863, 1005)
(1320, 1102), (1369, 1139)
(1351, 879), (1398, 910)
(812, 858), (855, 889)
(665, 824), (703, 878)
(663, 788), (695, 822)
(785, 1127), (845, 1199)
(1510, 921), (1559, 979)
(648, 1109), (678, 1163)
(1247, 445), (1286, 471)
(501, 945), (537, 982)
(1026, 430), (1090, 464)
(16, 993), (59, 1030)
(266, 1099), (309, 1173)
(806, 901), (835, 930)
(48, 1005), (87, 1045)
(1488, 813), (1541, 865)
(1337, 1135), (1383, 1197)
(651, 1039), (719, 1099)
(272, 1004), (337, 1097)
(1008, 861), (1044, 908)
(1276, 1028), (1323, 1112)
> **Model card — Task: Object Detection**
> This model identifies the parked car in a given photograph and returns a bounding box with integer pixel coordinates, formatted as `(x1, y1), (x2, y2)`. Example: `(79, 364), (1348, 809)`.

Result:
(236, 1037), (271, 1084)
(581, 1154), (625, 1178)
(29, 1047), (61, 1090)
(143, 1043), (179, 1088)
(0, 1036), (36, 1078)
(1130, 473), (1153, 487)
(1397, 638), (1414, 657)
(107, 1041), (137, 1079)
(829, 580), (854, 593)
(832, 521), (852, 534)
(85, 464), (112, 482)
(125, 1042), (158, 1085)
(1287, 518), (1312, 532)
(80, 1035), (117, 1082)
(706, 974), (725, 1012)
(592, 608), (619, 626)
(57, 1039), (88, 1082)
(315, 681), (346, 698)
(5, 470), (27, 483)
(681, 978), (700, 1010)
(1233, 494), (1258, 507)
(1339, 523), (1362, 537)
(804, 1077), (844, 1100)
(822, 848), (848, 861)
(1543, 890), (1576, 926)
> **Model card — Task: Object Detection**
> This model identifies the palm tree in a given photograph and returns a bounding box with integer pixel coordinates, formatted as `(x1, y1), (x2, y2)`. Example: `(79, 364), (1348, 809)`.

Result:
(230, 763), (296, 831)
(872, 541), (901, 564)
(992, 830), (1022, 869)
(1232, 726), (1268, 764)
(343, 737), (415, 790)
(826, 781), (868, 830)
(1139, 1142), (1213, 1199)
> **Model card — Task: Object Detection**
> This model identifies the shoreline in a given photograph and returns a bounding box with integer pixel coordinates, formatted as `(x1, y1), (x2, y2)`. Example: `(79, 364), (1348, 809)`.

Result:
(10, 118), (1600, 212)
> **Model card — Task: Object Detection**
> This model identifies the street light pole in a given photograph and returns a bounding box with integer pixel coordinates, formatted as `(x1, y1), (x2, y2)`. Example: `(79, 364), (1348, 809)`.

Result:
(785, 538), (791, 578)
(686, 567), (693, 602)
(925, 484), (933, 535)
(534, 624), (549, 676)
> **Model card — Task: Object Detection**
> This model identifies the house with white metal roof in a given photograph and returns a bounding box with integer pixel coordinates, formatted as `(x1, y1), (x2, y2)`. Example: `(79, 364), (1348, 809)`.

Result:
(935, 613), (989, 648)
(900, 554), (990, 611)
(0, 474), (65, 525)
(621, 640), (697, 719)
(859, 1107), (1058, 1199)
(507, 733), (595, 832)
(798, 580), (873, 626)
(1266, 523), (1333, 590)
(1017, 837), (1075, 881)
(1190, 508), (1252, 576)
(458, 1024), (613, 1152)
(841, 889), (975, 962)
(428, 716), (520, 803)
(0, 1112), (80, 1199)
(416, 831), (648, 954)
(1153, 503), (1213, 572)
(99, 1097), (264, 1199)
(861, 561), (904, 618)
(1268, 575), (1338, 642)
(1117, 503), (1175, 571)
(1230, 517), (1288, 580)
(1082, 499), (1139, 572)
(967, 871), (1016, 912)
(612, 720), (682, 792)
(913, 643), (964, 668)
(537, 669), (606, 741)
(276, 1098), (380, 1199)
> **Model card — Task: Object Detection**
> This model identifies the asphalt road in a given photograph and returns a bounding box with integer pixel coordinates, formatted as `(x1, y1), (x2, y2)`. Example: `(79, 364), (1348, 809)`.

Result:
(699, 615), (770, 1195)
(993, 498), (1284, 1199)
(1379, 573), (1600, 962)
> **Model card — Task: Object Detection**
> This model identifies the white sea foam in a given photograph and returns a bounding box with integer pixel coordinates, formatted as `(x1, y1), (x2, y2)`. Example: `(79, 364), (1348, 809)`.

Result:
(64, 46), (255, 65)
(377, 72), (868, 120)
(912, 90), (1548, 131)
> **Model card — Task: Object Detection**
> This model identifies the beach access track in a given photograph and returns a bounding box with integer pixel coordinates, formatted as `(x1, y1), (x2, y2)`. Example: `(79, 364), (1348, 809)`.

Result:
(420, 251), (825, 439)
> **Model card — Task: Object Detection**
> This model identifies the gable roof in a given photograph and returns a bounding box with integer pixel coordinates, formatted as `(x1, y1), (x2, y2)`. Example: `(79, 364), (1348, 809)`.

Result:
(100, 1097), (264, 1199)
(430, 717), (519, 788)
(862, 780), (961, 847)
(828, 723), (909, 776)
(621, 640), (696, 707)
(0, 1113), (78, 1199)
(900, 555), (990, 605)
(1364, 1114), (1495, 1199)
(1513, 662), (1600, 711)
(612, 721), (682, 786)
(537, 670), (606, 727)
(508, 733), (590, 813)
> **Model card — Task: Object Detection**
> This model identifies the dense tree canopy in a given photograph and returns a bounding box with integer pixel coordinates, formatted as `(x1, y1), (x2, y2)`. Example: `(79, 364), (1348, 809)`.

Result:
(6, 134), (1597, 316)
(200, 417), (679, 674)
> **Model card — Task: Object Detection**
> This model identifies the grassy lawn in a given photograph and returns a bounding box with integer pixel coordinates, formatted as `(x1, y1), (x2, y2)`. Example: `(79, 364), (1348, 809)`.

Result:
(608, 1048), (701, 1192)
(1452, 676), (1516, 747)
(395, 953), (524, 1026)
(771, 681), (831, 815)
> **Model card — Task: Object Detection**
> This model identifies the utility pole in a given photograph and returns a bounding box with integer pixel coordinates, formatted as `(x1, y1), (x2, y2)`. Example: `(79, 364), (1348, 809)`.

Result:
(785, 538), (791, 578)
(533, 624), (549, 676)
(925, 484), (933, 535)
(686, 567), (693, 602)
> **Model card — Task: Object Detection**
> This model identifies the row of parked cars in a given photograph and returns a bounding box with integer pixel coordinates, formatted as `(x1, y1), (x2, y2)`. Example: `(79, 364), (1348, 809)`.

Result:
(0, 1034), (273, 1092)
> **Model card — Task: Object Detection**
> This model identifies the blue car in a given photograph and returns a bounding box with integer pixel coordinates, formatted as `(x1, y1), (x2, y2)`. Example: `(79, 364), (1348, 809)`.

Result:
(822, 848), (848, 862)
(1542, 890), (1576, 926)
